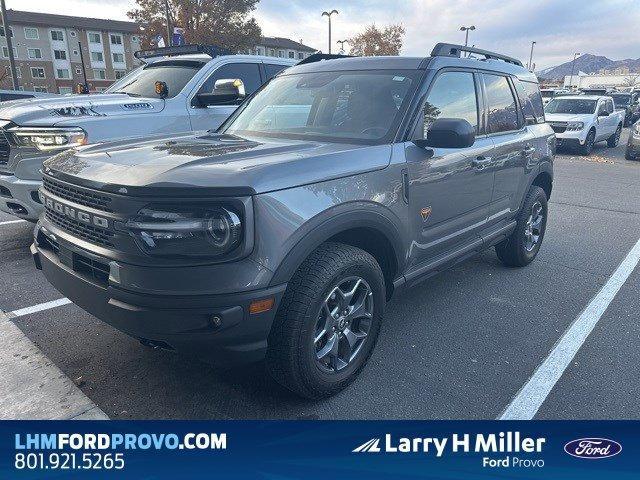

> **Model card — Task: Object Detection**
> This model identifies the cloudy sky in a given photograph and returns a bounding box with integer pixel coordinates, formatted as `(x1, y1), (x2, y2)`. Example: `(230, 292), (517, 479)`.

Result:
(12, 0), (640, 69)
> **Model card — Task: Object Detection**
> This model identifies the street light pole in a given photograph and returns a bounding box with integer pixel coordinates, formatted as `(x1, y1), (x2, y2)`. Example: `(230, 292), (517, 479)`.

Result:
(336, 39), (348, 54)
(528, 41), (536, 71)
(460, 25), (475, 47)
(321, 10), (338, 54)
(569, 52), (580, 89)
(0, 0), (18, 90)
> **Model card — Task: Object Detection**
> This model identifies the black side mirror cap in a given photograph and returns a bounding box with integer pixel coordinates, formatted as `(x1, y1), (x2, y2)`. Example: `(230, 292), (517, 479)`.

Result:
(415, 118), (476, 149)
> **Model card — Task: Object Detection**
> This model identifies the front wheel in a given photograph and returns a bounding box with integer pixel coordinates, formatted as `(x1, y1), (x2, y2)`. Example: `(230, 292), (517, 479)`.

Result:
(579, 130), (595, 155)
(496, 186), (548, 267)
(267, 242), (385, 399)
(607, 125), (622, 147)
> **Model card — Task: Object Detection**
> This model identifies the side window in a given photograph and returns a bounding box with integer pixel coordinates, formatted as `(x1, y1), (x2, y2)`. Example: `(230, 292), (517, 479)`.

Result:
(197, 63), (262, 100)
(265, 64), (287, 80)
(423, 71), (478, 135)
(607, 99), (614, 114)
(515, 80), (545, 124)
(483, 74), (520, 133)
(597, 101), (607, 115)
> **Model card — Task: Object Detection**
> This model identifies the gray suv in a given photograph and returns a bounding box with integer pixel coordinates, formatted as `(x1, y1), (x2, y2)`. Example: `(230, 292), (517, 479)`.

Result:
(32, 44), (554, 399)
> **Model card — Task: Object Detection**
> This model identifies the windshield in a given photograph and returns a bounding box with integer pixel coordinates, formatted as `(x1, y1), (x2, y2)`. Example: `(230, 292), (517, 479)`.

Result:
(221, 70), (419, 143)
(105, 60), (203, 99)
(545, 98), (597, 115)
(610, 94), (631, 107)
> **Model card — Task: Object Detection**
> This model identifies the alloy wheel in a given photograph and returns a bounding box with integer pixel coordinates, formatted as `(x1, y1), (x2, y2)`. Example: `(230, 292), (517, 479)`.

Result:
(524, 201), (544, 252)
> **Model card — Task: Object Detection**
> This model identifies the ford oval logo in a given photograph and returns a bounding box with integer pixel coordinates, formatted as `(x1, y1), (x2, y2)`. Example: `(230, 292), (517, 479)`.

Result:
(564, 438), (622, 459)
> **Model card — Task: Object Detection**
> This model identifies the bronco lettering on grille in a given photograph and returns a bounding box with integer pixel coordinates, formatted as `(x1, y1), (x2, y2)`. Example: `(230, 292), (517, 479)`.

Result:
(43, 195), (109, 229)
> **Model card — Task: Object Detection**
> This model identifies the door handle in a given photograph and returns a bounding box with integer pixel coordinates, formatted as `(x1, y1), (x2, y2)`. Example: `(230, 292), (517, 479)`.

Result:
(472, 156), (492, 169)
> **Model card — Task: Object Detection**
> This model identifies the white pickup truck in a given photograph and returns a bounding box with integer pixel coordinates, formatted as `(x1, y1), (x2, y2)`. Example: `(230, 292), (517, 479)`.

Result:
(544, 95), (624, 155)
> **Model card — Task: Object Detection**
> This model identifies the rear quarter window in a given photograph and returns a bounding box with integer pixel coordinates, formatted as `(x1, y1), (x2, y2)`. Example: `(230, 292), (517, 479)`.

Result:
(515, 79), (545, 124)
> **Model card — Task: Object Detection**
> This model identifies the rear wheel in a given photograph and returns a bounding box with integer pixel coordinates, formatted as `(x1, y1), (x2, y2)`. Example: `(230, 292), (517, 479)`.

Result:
(626, 147), (638, 161)
(267, 242), (385, 399)
(496, 186), (548, 267)
(607, 125), (622, 147)
(579, 130), (595, 155)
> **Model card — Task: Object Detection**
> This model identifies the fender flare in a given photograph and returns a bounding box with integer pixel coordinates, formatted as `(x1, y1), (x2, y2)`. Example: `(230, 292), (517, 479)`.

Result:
(269, 202), (406, 287)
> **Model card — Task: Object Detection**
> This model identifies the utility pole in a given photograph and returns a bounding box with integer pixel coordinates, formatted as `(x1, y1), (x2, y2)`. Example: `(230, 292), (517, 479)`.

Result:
(528, 41), (536, 71)
(321, 10), (338, 54)
(77, 41), (89, 93)
(460, 25), (475, 47)
(0, 0), (18, 90)
(569, 52), (580, 89)
(164, 0), (172, 46)
(336, 39), (348, 55)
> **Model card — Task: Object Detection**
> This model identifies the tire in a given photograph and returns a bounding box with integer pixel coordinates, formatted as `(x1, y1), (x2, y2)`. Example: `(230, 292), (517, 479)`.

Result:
(579, 129), (595, 155)
(267, 242), (385, 399)
(607, 125), (622, 148)
(626, 148), (637, 161)
(495, 186), (548, 267)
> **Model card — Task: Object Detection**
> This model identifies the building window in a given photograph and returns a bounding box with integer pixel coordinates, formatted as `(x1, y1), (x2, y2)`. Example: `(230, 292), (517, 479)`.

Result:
(70, 31), (76, 37)
(0, 26), (13, 37)
(75, 67), (82, 75)
(114, 70), (126, 79)
(56, 68), (70, 79)
(59, 87), (73, 94)
(27, 48), (42, 59)
(88, 32), (101, 44)
(2, 46), (17, 58)
(278, 50), (284, 58)
(269, 49), (275, 56)
(298, 52), (304, 59)
(288, 51), (295, 59)
(34, 86), (48, 93)
(110, 34), (123, 45)
(51, 30), (64, 41)
(112, 52), (124, 64)
(30, 67), (45, 79)
(24, 27), (39, 40)
(53, 50), (67, 60)
(93, 69), (106, 80)
(90, 51), (104, 62)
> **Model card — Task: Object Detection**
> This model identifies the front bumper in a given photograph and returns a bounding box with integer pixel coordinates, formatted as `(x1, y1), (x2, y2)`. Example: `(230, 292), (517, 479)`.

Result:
(0, 174), (42, 221)
(627, 130), (640, 157)
(32, 227), (286, 366)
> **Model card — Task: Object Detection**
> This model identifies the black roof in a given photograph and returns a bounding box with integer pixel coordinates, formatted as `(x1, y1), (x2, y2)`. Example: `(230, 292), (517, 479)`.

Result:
(258, 36), (317, 52)
(3, 9), (140, 33)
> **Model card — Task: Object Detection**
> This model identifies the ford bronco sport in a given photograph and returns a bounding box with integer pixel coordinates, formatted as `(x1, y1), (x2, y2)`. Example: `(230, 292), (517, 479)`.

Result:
(32, 44), (554, 399)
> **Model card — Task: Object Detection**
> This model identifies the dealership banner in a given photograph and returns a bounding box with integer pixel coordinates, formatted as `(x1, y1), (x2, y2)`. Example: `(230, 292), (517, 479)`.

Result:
(0, 421), (637, 478)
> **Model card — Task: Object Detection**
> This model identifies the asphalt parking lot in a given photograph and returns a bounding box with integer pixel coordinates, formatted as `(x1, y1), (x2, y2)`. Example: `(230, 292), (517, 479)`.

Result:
(1, 130), (639, 420)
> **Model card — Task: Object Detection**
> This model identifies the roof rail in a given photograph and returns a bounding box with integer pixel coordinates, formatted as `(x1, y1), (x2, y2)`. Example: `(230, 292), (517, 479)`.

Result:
(297, 53), (353, 65)
(134, 44), (233, 60)
(431, 43), (523, 67)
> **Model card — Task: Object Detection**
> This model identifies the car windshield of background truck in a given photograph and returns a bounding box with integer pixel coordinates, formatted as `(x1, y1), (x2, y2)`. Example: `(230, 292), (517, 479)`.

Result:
(545, 98), (597, 115)
(222, 70), (419, 143)
(610, 93), (631, 108)
(106, 60), (203, 99)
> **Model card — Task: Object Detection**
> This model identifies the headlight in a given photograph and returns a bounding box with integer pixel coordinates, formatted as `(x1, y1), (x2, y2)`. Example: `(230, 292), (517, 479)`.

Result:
(566, 122), (584, 131)
(8, 127), (87, 151)
(634, 123), (640, 134)
(124, 205), (243, 258)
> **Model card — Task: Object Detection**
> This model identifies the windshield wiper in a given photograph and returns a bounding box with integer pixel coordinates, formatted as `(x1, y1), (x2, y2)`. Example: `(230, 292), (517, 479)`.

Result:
(111, 91), (142, 97)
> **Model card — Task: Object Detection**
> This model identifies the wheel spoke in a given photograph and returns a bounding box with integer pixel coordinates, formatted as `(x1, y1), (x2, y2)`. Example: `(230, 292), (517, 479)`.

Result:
(316, 333), (338, 361)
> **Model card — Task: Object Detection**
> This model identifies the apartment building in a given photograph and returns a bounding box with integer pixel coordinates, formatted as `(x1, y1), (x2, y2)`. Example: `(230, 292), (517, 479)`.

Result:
(0, 9), (141, 94)
(248, 37), (317, 60)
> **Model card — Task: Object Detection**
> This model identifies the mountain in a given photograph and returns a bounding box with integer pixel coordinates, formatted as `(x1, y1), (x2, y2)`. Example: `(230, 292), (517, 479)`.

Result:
(538, 54), (640, 80)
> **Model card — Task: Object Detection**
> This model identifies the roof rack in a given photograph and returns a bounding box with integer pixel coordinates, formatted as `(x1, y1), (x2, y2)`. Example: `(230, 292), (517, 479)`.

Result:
(431, 43), (523, 67)
(297, 53), (353, 65)
(134, 44), (233, 60)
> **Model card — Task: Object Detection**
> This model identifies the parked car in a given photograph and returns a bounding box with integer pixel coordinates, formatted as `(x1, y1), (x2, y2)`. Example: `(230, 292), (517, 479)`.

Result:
(609, 92), (640, 126)
(540, 88), (556, 105)
(545, 95), (624, 155)
(0, 89), (59, 102)
(625, 120), (640, 160)
(0, 45), (295, 221)
(32, 43), (554, 399)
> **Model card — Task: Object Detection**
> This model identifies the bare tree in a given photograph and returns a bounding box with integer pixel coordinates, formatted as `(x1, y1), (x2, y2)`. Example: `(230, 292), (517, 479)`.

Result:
(348, 24), (405, 56)
(622, 75), (640, 87)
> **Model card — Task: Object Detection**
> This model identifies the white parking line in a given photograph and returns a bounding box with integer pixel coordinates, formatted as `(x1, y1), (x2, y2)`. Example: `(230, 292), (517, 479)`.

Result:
(0, 219), (26, 226)
(0, 311), (108, 420)
(500, 237), (640, 420)
(8, 298), (72, 318)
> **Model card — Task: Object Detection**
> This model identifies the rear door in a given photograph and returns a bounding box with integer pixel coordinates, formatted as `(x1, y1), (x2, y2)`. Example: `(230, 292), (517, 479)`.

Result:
(481, 73), (532, 223)
(188, 61), (263, 131)
(405, 69), (494, 269)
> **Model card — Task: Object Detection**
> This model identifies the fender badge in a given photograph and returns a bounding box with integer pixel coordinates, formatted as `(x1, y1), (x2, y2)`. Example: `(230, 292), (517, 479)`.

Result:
(420, 207), (432, 222)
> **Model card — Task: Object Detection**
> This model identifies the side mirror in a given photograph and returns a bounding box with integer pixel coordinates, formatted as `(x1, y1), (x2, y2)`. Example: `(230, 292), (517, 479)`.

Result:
(196, 78), (245, 107)
(598, 110), (609, 117)
(415, 118), (476, 149)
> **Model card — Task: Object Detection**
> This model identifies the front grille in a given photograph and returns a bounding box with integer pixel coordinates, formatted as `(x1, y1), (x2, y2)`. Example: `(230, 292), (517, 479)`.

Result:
(43, 176), (113, 213)
(45, 209), (114, 248)
(0, 129), (10, 166)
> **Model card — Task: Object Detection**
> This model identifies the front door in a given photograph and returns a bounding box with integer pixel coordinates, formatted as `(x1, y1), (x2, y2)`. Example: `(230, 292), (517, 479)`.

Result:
(188, 62), (264, 131)
(405, 70), (494, 269)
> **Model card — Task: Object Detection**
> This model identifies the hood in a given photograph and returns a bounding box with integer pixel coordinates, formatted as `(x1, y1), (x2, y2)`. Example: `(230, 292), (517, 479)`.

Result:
(545, 113), (593, 123)
(0, 94), (165, 126)
(43, 132), (392, 196)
